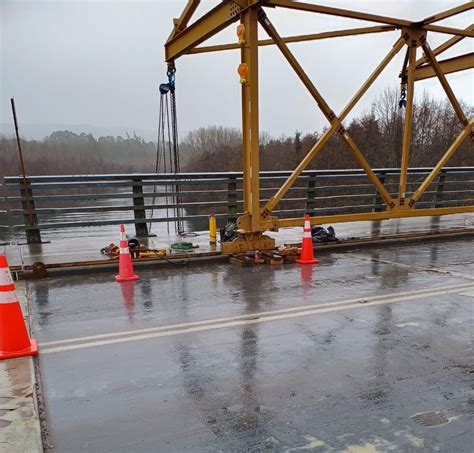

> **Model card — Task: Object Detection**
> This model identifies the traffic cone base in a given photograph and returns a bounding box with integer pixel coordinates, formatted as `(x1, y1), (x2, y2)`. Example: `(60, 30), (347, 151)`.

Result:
(296, 257), (319, 265)
(297, 214), (320, 265)
(0, 340), (38, 360)
(115, 274), (139, 283)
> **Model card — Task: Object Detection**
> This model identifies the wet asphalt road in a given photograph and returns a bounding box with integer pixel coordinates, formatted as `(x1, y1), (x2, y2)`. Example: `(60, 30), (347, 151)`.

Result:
(30, 238), (473, 452)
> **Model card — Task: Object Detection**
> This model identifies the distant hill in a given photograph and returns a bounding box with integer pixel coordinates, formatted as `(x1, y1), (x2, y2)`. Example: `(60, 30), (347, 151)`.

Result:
(0, 123), (159, 142)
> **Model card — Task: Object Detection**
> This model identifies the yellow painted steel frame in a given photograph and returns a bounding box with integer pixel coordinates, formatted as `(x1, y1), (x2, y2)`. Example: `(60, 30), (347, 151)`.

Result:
(165, 1), (473, 250)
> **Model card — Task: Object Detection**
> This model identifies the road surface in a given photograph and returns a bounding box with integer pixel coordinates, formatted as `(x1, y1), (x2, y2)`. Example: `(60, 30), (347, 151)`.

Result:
(31, 237), (473, 452)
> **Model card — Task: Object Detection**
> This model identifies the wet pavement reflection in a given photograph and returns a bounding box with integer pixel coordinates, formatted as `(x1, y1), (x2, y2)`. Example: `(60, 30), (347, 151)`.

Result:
(119, 282), (136, 322)
(31, 238), (474, 451)
(170, 265), (271, 450)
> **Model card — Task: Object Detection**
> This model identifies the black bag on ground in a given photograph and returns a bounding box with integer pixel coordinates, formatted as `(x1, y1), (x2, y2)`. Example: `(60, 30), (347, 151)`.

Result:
(311, 225), (338, 243)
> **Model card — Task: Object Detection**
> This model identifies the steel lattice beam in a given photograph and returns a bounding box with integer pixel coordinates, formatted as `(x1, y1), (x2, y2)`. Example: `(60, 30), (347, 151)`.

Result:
(423, 23), (474, 38)
(258, 9), (400, 215)
(264, 0), (412, 27)
(415, 53), (474, 80)
(190, 25), (396, 54)
(421, 2), (473, 25)
(166, 1), (246, 61)
(166, 0), (201, 42)
(164, 0), (473, 249)
(415, 25), (473, 67)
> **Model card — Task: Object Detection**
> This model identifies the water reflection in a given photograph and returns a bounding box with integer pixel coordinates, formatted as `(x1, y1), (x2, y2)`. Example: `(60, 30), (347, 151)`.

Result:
(171, 266), (278, 448)
(139, 276), (154, 311)
(25, 242), (45, 255)
(371, 220), (382, 238)
(300, 264), (315, 302)
(365, 305), (393, 405)
(33, 283), (50, 326)
(118, 282), (136, 322)
(371, 251), (380, 276)
(429, 242), (439, 265)
(368, 246), (410, 290)
(430, 216), (441, 233)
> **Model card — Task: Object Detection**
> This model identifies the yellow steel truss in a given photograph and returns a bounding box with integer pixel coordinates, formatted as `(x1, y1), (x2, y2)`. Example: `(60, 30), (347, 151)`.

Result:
(165, 1), (474, 252)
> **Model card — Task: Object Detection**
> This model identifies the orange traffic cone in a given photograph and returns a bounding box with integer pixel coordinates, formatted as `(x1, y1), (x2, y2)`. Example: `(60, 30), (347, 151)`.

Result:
(115, 224), (139, 282)
(296, 214), (320, 265)
(0, 255), (38, 360)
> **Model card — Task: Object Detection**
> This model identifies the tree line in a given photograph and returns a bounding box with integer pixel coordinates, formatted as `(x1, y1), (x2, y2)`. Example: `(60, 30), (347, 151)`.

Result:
(0, 131), (156, 179)
(0, 88), (472, 181)
(182, 88), (473, 172)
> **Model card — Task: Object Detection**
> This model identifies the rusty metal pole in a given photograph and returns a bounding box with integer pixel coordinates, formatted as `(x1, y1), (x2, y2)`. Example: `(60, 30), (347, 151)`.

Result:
(10, 98), (35, 230)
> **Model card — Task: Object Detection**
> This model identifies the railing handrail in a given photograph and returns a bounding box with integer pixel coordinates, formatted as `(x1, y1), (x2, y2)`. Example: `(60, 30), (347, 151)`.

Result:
(4, 166), (474, 184)
(2, 166), (473, 243)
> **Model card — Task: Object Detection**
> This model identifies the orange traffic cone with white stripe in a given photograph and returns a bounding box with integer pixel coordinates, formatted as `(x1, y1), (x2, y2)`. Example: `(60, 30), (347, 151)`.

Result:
(115, 224), (139, 282)
(0, 255), (38, 360)
(296, 214), (320, 265)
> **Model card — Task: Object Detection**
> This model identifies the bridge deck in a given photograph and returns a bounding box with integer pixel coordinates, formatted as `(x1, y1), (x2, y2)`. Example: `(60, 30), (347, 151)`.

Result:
(30, 235), (473, 451)
(2, 214), (472, 269)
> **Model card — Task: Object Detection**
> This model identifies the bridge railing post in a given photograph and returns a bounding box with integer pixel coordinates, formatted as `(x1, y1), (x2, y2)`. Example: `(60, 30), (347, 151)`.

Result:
(432, 169), (446, 208)
(132, 177), (149, 237)
(372, 170), (386, 212)
(20, 178), (42, 244)
(305, 171), (317, 213)
(227, 176), (238, 223)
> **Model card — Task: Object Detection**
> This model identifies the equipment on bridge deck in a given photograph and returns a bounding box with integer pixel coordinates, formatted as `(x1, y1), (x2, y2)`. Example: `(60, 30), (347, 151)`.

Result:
(209, 214), (217, 244)
(138, 249), (167, 259)
(170, 241), (198, 251)
(101, 243), (120, 258)
(150, 63), (187, 237)
(296, 215), (320, 265)
(230, 246), (300, 266)
(115, 224), (139, 283)
(261, 250), (284, 265)
(0, 254), (38, 360)
(164, 1), (473, 253)
(220, 222), (239, 243)
(311, 225), (338, 243)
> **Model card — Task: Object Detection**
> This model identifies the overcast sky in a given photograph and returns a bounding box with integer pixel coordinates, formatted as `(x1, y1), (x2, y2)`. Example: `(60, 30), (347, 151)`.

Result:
(1, 0), (472, 140)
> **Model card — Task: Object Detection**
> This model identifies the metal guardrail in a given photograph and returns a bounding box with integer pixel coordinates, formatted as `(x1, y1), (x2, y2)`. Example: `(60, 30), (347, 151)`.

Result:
(1, 167), (473, 243)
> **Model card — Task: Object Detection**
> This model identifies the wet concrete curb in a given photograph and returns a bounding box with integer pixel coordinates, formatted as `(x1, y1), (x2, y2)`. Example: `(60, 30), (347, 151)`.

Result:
(0, 282), (43, 453)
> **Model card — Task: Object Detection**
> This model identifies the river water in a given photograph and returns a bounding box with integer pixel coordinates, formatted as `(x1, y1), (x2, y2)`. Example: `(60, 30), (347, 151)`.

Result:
(0, 193), (209, 244)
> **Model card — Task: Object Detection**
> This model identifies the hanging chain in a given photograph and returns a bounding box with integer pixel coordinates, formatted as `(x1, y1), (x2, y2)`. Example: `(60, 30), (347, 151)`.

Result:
(166, 62), (184, 234)
(398, 47), (409, 109)
(149, 92), (169, 233)
(399, 82), (407, 109)
(150, 61), (188, 236)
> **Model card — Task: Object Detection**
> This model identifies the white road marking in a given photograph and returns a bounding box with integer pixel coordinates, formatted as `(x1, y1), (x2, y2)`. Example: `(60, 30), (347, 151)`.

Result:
(352, 255), (474, 281)
(40, 283), (474, 354)
(396, 322), (420, 328)
(40, 281), (473, 347)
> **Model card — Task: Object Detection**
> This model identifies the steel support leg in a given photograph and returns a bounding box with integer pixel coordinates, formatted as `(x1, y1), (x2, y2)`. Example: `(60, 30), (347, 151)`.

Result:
(240, 7), (261, 232)
(223, 6), (275, 252)
(398, 38), (417, 206)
